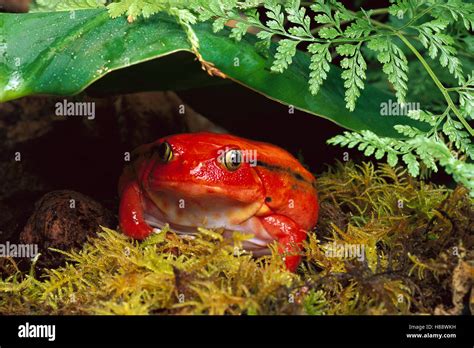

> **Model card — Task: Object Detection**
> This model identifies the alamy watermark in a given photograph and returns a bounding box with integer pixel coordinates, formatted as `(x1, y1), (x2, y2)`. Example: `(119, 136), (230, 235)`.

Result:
(380, 99), (420, 117)
(55, 99), (95, 120)
(18, 322), (55, 342)
(325, 241), (365, 262)
(0, 241), (39, 259)
(217, 147), (258, 167)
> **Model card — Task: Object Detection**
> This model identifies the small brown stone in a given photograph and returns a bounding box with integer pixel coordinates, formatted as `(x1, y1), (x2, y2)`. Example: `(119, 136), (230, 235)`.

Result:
(19, 190), (116, 269)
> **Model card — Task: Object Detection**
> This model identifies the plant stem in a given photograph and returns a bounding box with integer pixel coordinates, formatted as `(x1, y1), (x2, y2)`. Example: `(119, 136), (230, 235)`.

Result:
(228, 14), (389, 44)
(394, 33), (474, 137)
(446, 86), (474, 92)
(310, 8), (390, 34)
(397, 5), (435, 31)
(428, 107), (450, 137)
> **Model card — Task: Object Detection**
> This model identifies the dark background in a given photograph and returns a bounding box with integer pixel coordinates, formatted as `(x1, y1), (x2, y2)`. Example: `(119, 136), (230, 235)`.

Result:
(0, 0), (455, 244)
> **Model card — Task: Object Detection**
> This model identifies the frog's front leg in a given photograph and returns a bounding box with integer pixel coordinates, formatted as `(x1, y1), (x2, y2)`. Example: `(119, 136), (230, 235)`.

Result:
(119, 179), (154, 240)
(260, 215), (307, 272)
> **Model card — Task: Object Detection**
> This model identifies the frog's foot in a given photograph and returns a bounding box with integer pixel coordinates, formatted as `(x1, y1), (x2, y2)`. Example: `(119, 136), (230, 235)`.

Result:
(260, 214), (307, 272)
(119, 181), (154, 240)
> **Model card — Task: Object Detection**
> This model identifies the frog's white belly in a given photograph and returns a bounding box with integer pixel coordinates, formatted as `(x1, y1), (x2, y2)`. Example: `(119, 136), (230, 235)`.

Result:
(142, 190), (274, 255)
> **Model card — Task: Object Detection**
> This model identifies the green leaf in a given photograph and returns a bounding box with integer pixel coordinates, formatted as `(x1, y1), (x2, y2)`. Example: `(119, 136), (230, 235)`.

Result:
(406, 110), (437, 127)
(229, 21), (249, 41)
(442, 117), (472, 152)
(388, 0), (417, 18)
(265, 1), (285, 31)
(31, 0), (106, 12)
(409, 136), (474, 195)
(394, 124), (424, 137)
(364, 145), (375, 156)
(0, 9), (426, 138)
(212, 17), (228, 33)
(375, 148), (385, 160)
(318, 27), (339, 39)
(308, 43), (331, 95)
(336, 44), (357, 56)
(271, 39), (299, 73)
(417, 22), (463, 83)
(313, 13), (332, 24)
(430, 1), (474, 31)
(402, 153), (420, 176)
(387, 152), (399, 167)
(415, 144), (438, 172)
(286, 0), (311, 36)
(367, 37), (409, 103)
(344, 18), (372, 38)
(337, 44), (367, 111)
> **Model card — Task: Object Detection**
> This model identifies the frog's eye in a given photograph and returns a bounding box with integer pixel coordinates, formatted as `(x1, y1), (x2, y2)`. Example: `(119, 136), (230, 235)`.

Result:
(157, 141), (173, 163)
(222, 149), (242, 171)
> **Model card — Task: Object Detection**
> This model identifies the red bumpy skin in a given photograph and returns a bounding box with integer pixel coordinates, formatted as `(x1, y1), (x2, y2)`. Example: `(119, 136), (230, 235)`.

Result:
(118, 133), (319, 272)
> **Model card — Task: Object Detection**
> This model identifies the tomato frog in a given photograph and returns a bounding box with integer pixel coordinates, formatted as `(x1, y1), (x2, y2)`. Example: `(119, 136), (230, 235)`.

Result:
(118, 133), (318, 271)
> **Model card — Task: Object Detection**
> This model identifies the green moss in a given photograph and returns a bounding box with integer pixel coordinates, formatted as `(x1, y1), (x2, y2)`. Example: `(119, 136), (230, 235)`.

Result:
(0, 161), (472, 315)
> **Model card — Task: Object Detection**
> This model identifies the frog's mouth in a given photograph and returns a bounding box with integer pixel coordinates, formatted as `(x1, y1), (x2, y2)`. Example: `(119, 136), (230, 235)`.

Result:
(141, 190), (272, 256)
(143, 211), (199, 236)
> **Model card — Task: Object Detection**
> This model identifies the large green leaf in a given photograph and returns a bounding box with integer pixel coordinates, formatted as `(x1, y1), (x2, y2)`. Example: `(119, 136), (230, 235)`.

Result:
(0, 9), (425, 137)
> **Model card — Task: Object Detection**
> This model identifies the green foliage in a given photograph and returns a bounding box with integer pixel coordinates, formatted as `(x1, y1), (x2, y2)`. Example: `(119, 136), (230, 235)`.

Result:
(417, 19), (463, 83)
(98, 0), (473, 195)
(337, 43), (367, 110)
(107, 1), (199, 50)
(308, 43), (331, 95)
(303, 290), (328, 315)
(1, 161), (471, 315)
(271, 39), (298, 73)
(458, 71), (474, 119)
(367, 37), (408, 103)
(27, 0), (474, 194)
(0, 9), (412, 139)
(0, 225), (296, 315)
(30, 0), (107, 11)
(329, 109), (474, 195)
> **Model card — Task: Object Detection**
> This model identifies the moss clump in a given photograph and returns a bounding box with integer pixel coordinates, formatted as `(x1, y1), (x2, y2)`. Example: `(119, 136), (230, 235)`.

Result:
(0, 161), (472, 315)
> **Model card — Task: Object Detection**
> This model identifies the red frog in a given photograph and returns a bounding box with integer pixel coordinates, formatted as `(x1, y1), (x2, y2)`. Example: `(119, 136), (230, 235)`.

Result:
(118, 133), (318, 271)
